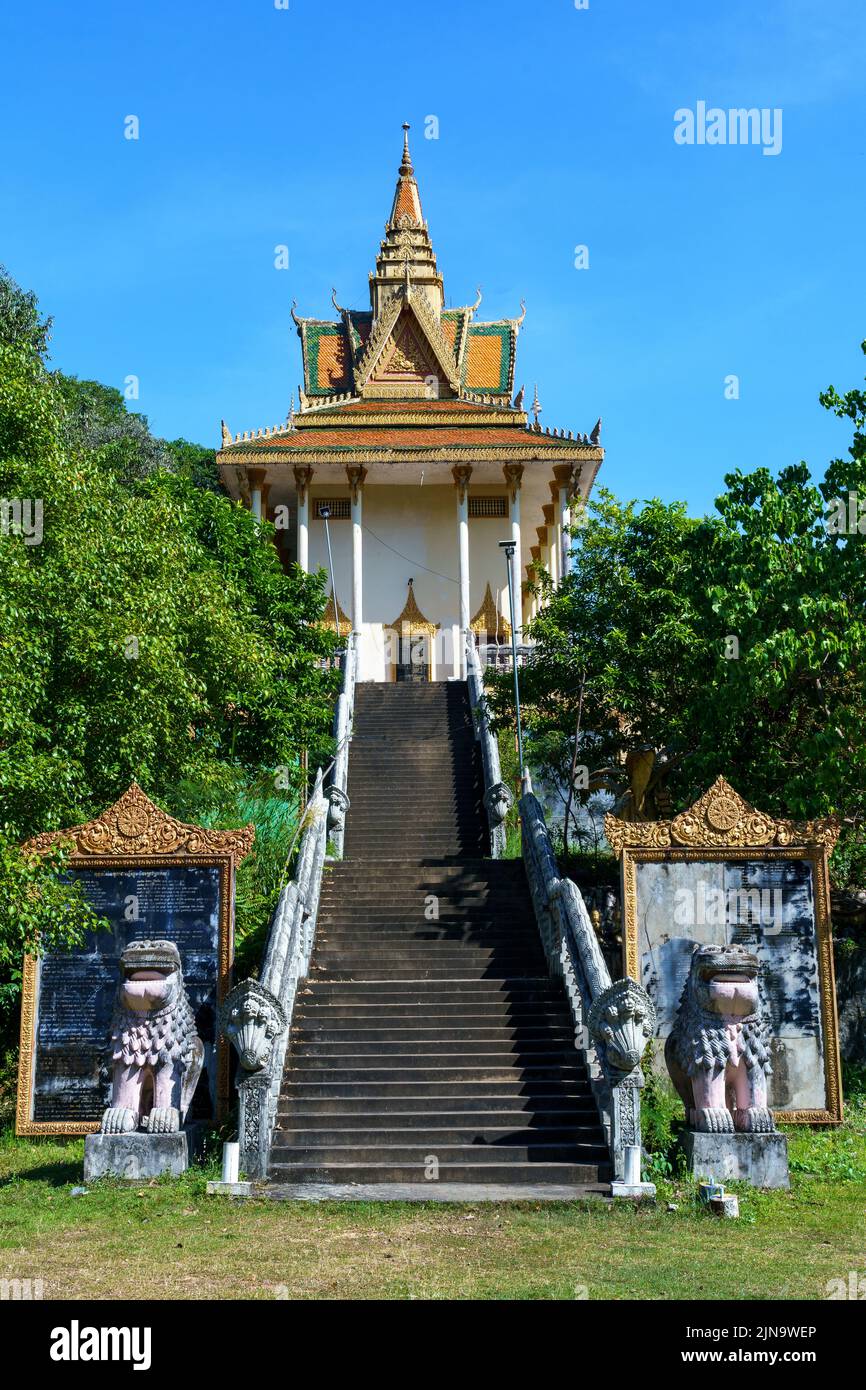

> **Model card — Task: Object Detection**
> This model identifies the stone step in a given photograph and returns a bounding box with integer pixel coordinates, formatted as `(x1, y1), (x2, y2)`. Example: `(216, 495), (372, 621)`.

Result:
(291, 1024), (574, 1042)
(275, 1105), (596, 1126)
(294, 1004), (570, 1022)
(276, 1095), (595, 1117)
(316, 923), (536, 936)
(279, 1079), (591, 1098)
(300, 980), (561, 998)
(269, 1141), (609, 1164)
(309, 968), (549, 981)
(312, 948), (543, 965)
(284, 1063), (590, 1082)
(289, 1043), (579, 1061)
(267, 1160), (609, 1184)
(273, 1123), (598, 1145)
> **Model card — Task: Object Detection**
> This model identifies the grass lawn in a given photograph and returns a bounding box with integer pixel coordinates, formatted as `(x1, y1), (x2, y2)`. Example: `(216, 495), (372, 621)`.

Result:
(1, 1097), (865, 1300)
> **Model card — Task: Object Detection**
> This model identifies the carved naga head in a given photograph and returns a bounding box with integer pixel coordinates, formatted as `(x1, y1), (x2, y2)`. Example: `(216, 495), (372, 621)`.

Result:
(588, 978), (656, 1073)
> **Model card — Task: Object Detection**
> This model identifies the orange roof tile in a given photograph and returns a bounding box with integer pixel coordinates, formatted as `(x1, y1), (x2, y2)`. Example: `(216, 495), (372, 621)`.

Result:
(465, 332), (506, 390)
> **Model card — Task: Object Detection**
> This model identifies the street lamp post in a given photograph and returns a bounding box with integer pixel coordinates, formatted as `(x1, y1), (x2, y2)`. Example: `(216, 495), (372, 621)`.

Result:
(499, 539), (527, 788)
(319, 504), (339, 638)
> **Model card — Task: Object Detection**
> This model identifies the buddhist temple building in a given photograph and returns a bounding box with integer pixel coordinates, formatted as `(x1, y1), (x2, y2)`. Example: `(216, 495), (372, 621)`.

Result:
(217, 125), (603, 681)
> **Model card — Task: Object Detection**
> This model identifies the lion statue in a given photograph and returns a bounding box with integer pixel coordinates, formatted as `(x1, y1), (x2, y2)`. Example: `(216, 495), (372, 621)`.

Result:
(100, 939), (204, 1136)
(665, 943), (775, 1134)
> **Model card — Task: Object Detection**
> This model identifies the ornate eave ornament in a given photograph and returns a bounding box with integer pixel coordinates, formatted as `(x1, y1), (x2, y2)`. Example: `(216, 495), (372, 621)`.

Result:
(604, 776), (840, 856)
(470, 582), (511, 640)
(387, 579), (440, 635)
(24, 783), (255, 862)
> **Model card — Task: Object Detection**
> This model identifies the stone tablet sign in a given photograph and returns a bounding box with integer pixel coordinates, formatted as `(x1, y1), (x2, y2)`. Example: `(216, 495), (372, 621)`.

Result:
(16, 785), (253, 1135)
(606, 777), (842, 1124)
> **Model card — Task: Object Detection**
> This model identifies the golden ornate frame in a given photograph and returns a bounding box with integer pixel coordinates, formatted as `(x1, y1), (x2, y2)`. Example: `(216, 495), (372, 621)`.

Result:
(17, 785), (254, 1136)
(386, 580), (440, 682)
(606, 777), (843, 1125)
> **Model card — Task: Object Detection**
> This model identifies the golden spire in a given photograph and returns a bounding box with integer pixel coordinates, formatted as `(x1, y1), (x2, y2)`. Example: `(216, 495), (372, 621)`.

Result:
(400, 121), (413, 175)
(389, 122), (423, 226)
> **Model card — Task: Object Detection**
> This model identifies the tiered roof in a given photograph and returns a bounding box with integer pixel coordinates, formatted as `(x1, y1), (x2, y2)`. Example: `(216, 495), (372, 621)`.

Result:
(218, 126), (602, 473)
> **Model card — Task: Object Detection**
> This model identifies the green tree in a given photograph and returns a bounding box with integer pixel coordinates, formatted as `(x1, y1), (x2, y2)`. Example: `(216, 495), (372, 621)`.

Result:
(0, 270), (338, 1025)
(493, 345), (866, 884)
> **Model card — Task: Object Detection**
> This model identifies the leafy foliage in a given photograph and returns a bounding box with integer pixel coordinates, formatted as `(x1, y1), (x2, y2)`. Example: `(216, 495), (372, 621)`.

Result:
(0, 268), (338, 1032)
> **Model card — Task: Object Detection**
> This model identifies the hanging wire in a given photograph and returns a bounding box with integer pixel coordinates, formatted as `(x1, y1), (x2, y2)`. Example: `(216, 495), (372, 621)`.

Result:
(361, 520), (459, 584)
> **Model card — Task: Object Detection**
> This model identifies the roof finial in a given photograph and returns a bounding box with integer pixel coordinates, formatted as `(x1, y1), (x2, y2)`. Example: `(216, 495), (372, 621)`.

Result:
(400, 121), (413, 175)
(532, 383), (542, 426)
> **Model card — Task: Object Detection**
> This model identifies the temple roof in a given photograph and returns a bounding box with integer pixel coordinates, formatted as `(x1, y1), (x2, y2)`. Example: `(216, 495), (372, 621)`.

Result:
(285, 125), (525, 406)
(218, 126), (602, 471)
(219, 396), (602, 466)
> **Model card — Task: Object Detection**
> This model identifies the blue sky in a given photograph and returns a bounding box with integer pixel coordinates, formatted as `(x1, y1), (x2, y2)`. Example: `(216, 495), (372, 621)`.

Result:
(1, 0), (864, 515)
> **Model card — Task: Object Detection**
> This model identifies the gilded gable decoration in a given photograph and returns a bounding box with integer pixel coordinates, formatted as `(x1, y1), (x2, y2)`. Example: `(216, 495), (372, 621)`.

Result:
(387, 580), (440, 636)
(24, 783), (255, 862)
(605, 776), (841, 856)
(471, 582), (511, 641)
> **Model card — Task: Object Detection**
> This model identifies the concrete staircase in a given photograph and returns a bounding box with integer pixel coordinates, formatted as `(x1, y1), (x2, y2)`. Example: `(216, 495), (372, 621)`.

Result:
(269, 682), (610, 1194)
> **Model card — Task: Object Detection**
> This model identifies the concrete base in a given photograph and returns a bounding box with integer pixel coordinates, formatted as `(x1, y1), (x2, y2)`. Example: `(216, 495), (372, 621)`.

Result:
(84, 1126), (203, 1181)
(206, 1180), (253, 1198)
(611, 1181), (656, 1200)
(679, 1130), (790, 1190)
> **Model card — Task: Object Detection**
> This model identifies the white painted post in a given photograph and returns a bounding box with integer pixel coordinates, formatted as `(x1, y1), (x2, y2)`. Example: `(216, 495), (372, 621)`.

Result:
(624, 1144), (641, 1187)
(222, 1141), (240, 1184)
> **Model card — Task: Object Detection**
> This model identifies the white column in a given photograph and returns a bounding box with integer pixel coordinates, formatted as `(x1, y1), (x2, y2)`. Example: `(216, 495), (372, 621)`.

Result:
(554, 466), (575, 578)
(535, 531), (547, 611)
(347, 467), (367, 633)
(548, 486), (563, 587)
(453, 466), (472, 676)
(504, 464), (524, 640)
(248, 467), (264, 522)
(544, 506), (558, 587)
(558, 485), (571, 576)
(528, 555), (539, 622)
(294, 466), (312, 572)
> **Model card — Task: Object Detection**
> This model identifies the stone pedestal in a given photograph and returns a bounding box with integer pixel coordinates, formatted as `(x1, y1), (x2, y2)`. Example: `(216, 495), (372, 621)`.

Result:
(679, 1130), (790, 1190)
(84, 1127), (203, 1181)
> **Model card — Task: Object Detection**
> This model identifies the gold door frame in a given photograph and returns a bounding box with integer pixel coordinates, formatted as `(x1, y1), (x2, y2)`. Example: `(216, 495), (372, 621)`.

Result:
(17, 785), (253, 1136)
(606, 777), (842, 1125)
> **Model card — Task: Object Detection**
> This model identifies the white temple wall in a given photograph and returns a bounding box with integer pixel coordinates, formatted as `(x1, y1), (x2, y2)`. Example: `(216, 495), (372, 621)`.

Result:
(306, 483), (515, 681)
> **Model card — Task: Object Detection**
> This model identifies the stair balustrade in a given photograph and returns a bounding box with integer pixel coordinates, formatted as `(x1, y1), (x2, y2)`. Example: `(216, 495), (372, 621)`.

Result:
(219, 634), (358, 1178)
(465, 632), (514, 858)
(519, 792), (657, 1193)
